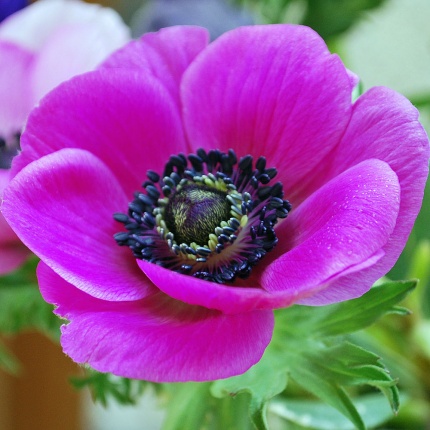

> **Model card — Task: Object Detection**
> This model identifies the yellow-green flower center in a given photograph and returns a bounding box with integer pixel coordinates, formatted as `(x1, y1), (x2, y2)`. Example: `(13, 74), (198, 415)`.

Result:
(164, 184), (230, 246)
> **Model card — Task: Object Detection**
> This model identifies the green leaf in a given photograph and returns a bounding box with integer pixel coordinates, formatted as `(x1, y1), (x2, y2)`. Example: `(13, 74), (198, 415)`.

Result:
(162, 383), (213, 430)
(269, 392), (408, 430)
(275, 280), (416, 339)
(162, 383), (254, 430)
(0, 255), (38, 287)
(0, 282), (61, 338)
(230, 0), (388, 39)
(303, 342), (400, 413)
(289, 360), (366, 430)
(0, 257), (60, 338)
(211, 352), (288, 430)
(412, 320), (430, 360)
(70, 369), (147, 407)
(301, 0), (388, 40)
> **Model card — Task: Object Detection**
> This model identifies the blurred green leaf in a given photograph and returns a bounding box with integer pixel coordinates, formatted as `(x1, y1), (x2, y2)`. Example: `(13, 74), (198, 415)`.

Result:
(406, 240), (430, 318)
(301, 0), (387, 40)
(161, 383), (212, 430)
(412, 320), (430, 360)
(276, 280), (416, 338)
(162, 383), (254, 430)
(409, 93), (430, 109)
(302, 342), (400, 412)
(0, 257), (60, 338)
(70, 369), (148, 407)
(212, 353), (288, 429)
(230, 0), (387, 39)
(269, 392), (407, 430)
(0, 256), (38, 288)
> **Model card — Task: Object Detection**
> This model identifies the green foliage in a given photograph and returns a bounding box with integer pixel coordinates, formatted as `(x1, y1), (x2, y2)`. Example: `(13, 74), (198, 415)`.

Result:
(162, 383), (255, 430)
(230, 0), (387, 40)
(270, 392), (408, 430)
(0, 257), (61, 374)
(0, 257), (60, 337)
(70, 369), (148, 407)
(300, 0), (387, 41)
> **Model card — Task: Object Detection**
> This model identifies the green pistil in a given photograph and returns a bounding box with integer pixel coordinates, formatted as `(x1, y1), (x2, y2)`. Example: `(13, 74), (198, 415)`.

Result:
(164, 184), (231, 245)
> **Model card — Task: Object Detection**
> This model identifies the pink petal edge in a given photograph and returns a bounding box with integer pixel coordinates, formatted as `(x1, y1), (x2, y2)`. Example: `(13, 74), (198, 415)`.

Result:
(38, 261), (274, 382)
(262, 159), (400, 302)
(3, 148), (154, 301)
(101, 25), (209, 119)
(12, 69), (186, 197)
(181, 24), (354, 204)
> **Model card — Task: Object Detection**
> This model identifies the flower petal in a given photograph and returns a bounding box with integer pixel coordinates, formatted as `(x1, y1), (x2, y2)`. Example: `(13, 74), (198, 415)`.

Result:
(12, 69), (186, 196)
(299, 87), (430, 304)
(2, 148), (154, 301)
(0, 0), (129, 52)
(0, 40), (34, 135)
(31, 21), (128, 101)
(261, 159), (400, 302)
(333, 87), (429, 269)
(101, 26), (209, 114)
(139, 259), (297, 314)
(38, 262), (274, 382)
(181, 24), (354, 202)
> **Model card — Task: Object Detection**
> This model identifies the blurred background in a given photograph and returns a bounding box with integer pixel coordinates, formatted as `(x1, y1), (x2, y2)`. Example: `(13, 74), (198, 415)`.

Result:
(0, 0), (429, 429)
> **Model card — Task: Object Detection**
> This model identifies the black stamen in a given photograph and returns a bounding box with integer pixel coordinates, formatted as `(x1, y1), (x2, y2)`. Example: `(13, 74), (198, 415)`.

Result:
(114, 148), (292, 284)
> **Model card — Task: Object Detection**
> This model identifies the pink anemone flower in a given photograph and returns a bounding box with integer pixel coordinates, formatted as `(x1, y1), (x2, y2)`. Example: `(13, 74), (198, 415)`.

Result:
(2, 25), (429, 382)
(0, 0), (130, 274)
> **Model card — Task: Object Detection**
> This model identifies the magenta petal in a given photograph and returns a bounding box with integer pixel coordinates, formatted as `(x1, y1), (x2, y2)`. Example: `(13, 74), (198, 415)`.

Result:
(0, 149), (30, 275)
(101, 26), (209, 113)
(181, 24), (353, 202)
(294, 252), (384, 306)
(300, 87), (430, 305)
(12, 69), (186, 196)
(0, 41), (35, 135)
(38, 262), (274, 382)
(2, 148), (154, 301)
(326, 88), (429, 278)
(139, 260), (298, 314)
(261, 159), (400, 302)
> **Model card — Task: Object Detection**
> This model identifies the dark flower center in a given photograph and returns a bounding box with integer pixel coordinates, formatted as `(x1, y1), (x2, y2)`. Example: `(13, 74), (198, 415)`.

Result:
(0, 132), (20, 170)
(114, 148), (292, 284)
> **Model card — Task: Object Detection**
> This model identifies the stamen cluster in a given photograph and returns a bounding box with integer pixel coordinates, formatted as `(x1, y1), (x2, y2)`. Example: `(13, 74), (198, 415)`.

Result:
(114, 149), (292, 284)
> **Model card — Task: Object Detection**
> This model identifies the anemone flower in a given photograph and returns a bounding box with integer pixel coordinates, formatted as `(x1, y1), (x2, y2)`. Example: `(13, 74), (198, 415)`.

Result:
(0, 0), (130, 274)
(2, 25), (429, 382)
